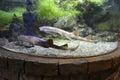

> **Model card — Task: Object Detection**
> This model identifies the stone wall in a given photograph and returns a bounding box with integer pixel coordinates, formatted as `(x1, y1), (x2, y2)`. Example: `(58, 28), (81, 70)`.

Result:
(0, 43), (120, 80)
(0, 57), (120, 80)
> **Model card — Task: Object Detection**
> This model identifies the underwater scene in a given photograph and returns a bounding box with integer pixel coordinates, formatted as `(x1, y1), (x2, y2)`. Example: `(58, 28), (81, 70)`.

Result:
(0, 0), (119, 57)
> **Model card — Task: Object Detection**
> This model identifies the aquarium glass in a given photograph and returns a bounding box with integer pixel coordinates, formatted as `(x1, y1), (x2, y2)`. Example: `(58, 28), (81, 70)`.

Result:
(0, 0), (119, 57)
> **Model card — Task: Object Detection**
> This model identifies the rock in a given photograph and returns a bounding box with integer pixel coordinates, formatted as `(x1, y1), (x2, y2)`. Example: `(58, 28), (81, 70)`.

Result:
(0, 38), (8, 46)
(23, 11), (35, 36)
(9, 18), (26, 41)
(15, 41), (34, 48)
(0, 30), (10, 38)
(75, 24), (95, 37)
(54, 14), (77, 31)
(94, 32), (118, 42)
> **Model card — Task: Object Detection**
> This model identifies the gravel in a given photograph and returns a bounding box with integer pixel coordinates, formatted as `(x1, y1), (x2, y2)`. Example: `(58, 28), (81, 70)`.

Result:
(0, 38), (118, 57)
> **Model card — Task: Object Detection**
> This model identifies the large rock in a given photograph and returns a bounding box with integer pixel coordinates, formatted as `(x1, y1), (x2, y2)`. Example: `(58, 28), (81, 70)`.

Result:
(0, 38), (8, 46)
(74, 24), (95, 37)
(94, 31), (118, 42)
(9, 19), (26, 41)
(54, 14), (77, 31)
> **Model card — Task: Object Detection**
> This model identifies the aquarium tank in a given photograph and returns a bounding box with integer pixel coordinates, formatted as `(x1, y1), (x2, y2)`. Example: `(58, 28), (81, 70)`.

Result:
(0, 0), (119, 57)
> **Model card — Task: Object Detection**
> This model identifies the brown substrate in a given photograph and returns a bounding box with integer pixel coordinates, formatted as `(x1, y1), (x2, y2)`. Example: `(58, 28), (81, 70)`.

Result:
(0, 43), (120, 80)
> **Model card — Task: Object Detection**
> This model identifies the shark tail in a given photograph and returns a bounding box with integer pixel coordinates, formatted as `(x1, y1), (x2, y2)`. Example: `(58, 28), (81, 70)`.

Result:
(59, 44), (68, 50)
(51, 44), (68, 50)
(46, 39), (79, 51)
(52, 43), (79, 51)
(58, 44), (79, 51)
(46, 39), (68, 50)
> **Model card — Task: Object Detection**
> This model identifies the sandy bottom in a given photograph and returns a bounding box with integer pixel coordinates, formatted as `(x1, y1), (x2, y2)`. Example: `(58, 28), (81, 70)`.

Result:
(0, 39), (118, 57)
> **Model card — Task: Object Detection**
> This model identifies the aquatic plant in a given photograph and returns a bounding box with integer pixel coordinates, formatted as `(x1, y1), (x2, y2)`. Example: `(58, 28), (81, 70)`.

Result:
(89, 0), (104, 5)
(36, 0), (64, 19)
(76, 0), (111, 31)
(10, 7), (26, 22)
(96, 20), (112, 31)
(36, 0), (79, 19)
(11, 7), (26, 17)
(58, 0), (80, 9)
(0, 7), (26, 29)
(96, 14), (120, 32)
(0, 10), (13, 28)
(78, 0), (104, 5)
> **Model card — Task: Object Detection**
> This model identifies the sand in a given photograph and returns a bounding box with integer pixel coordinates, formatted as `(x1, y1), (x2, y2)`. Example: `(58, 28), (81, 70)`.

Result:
(0, 39), (118, 57)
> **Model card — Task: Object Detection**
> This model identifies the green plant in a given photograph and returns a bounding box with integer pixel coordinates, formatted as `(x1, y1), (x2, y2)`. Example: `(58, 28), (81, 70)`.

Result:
(11, 7), (26, 17)
(36, 0), (79, 19)
(37, 0), (63, 19)
(59, 0), (80, 9)
(0, 7), (26, 29)
(89, 0), (104, 5)
(10, 7), (26, 22)
(0, 10), (13, 28)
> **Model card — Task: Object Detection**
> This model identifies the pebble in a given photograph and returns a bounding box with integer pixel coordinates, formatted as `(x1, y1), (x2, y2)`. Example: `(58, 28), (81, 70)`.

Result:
(0, 39), (118, 57)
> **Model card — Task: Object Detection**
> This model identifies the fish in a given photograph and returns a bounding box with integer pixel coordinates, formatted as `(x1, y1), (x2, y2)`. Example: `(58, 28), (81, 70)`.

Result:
(17, 35), (78, 51)
(39, 26), (97, 43)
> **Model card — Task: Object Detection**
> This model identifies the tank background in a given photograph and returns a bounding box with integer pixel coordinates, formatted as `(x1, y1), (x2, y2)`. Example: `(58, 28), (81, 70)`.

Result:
(0, 0), (120, 34)
(0, 0), (25, 11)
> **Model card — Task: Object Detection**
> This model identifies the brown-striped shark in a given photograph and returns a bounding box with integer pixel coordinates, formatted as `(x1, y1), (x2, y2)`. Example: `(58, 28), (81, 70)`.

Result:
(39, 26), (97, 43)
(17, 35), (78, 51)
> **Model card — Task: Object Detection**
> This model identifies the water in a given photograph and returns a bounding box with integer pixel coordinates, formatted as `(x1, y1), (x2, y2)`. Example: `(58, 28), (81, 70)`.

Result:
(0, 0), (119, 57)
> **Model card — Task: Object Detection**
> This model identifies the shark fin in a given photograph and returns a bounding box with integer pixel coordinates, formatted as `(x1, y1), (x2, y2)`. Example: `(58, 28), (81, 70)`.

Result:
(44, 39), (54, 47)
(72, 31), (79, 37)
(86, 35), (92, 40)
(47, 39), (53, 44)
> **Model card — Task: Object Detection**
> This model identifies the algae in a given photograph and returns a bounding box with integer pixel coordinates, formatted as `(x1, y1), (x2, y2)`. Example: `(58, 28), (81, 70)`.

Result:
(0, 7), (26, 29)
(36, 0), (79, 19)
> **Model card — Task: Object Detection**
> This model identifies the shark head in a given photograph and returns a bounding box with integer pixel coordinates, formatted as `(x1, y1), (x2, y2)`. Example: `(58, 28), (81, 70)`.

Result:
(39, 26), (50, 32)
